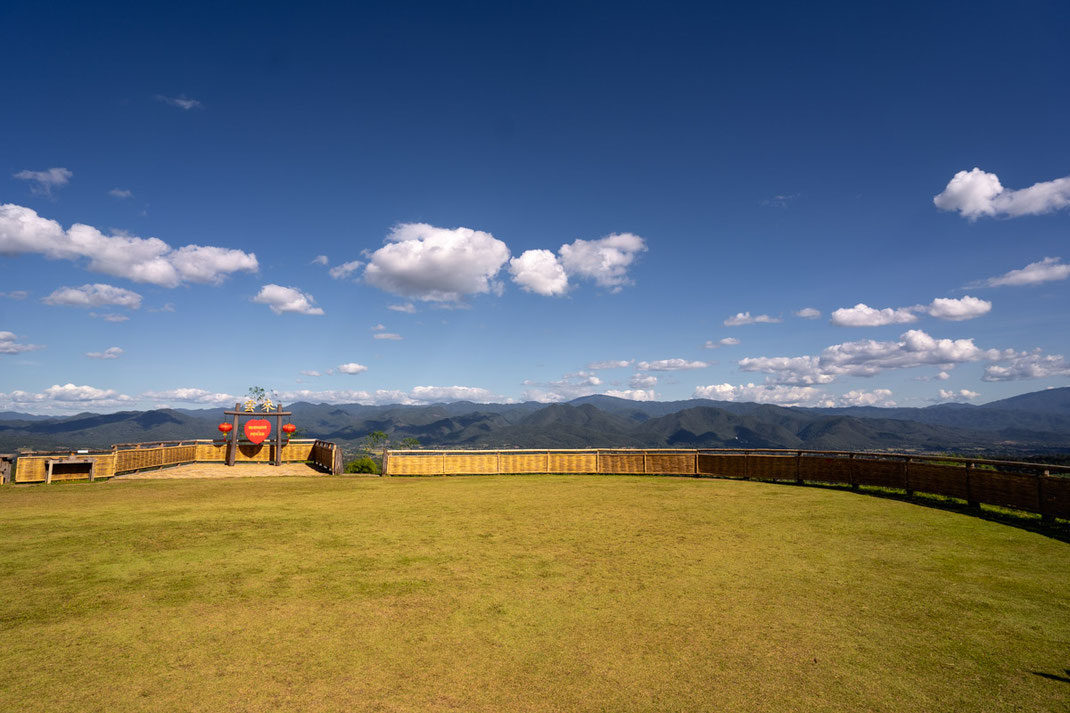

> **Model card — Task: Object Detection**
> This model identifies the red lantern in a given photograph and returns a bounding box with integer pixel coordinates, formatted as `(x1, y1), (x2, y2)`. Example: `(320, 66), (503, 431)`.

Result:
(218, 422), (233, 436)
(282, 423), (297, 438)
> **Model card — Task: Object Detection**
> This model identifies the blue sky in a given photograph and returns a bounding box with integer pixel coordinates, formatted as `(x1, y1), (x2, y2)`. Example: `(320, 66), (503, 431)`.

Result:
(2, 1), (1069, 413)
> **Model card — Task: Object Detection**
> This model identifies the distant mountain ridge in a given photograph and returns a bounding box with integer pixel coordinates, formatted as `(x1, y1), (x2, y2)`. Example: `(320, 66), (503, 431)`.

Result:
(2, 387), (1068, 456)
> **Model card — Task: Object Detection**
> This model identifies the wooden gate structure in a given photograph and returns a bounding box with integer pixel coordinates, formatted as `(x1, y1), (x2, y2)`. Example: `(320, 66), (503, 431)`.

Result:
(222, 403), (293, 467)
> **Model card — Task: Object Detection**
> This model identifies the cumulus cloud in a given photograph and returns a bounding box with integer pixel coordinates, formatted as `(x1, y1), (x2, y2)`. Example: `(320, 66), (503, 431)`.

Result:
(630, 373), (658, 388)
(935, 389), (981, 402)
(636, 358), (709, 371)
(0, 204), (258, 287)
(934, 168), (1070, 219)
(311, 255), (328, 266)
(704, 337), (740, 349)
(364, 223), (510, 303)
(694, 383), (895, 407)
(328, 260), (362, 279)
(830, 303), (918, 327)
(253, 284), (324, 315)
(373, 332), (403, 340)
(926, 296), (991, 321)
(604, 389), (657, 401)
(973, 257), (1070, 288)
(109, 188), (132, 199)
(509, 249), (569, 296)
(587, 359), (633, 370)
(156, 94), (203, 110)
(831, 297), (990, 326)
(0, 383), (134, 411)
(694, 383), (822, 406)
(43, 283), (142, 309)
(275, 385), (504, 406)
(982, 352), (1070, 382)
(724, 312), (781, 326)
(0, 290), (28, 300)
(740, 329), (1008, 385)
(140, 388), (238, 404)
(337, 362), (368, 375)
(557, 233), (646, 291)
(0, 331), (43, 355)
(794, 307), (821, 319)
(522, 371), (604, 402)
(388, 302), (416, 313)
(13, 167), (72, 197)
(300, 370), (322, 377)
(86, 347), (123, 360)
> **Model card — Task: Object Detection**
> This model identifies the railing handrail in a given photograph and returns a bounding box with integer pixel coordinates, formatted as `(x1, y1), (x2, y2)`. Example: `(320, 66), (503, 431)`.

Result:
(384, 447), (1070, 472)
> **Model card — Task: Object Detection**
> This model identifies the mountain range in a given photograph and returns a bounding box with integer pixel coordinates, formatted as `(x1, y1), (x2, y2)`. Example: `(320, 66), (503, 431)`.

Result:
(2, 387), (1069, 457)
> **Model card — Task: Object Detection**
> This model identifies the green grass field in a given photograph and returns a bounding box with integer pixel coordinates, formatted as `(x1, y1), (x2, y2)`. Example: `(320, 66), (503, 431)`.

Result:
(1, 475), (1067, 712)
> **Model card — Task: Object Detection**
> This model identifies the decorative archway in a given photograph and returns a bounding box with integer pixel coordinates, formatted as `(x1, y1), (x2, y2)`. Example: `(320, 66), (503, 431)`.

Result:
(221, 402), (294, 466)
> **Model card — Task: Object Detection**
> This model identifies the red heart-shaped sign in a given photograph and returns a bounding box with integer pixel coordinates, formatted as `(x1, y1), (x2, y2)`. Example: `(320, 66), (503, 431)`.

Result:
(244, 419), (271, 445)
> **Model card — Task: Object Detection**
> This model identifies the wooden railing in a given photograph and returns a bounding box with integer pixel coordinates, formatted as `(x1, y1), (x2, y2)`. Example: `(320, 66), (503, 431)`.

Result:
(383, 449), (1070, 521)
(12, 438), (343, 482)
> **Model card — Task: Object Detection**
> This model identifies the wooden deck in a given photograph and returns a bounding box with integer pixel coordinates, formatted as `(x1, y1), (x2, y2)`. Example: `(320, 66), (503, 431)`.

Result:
(113, 462), (333, 480)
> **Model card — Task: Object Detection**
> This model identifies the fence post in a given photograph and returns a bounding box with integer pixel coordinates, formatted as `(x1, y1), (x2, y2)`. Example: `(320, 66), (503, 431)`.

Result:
(965, 462), (979, 510)
(643, 450), (648, 474)
(849, 453), (858, 491)
(904, 458), (913, 498)
(693, 450), (698, 476)
(1039, 470), (1052, 523)
(795, 452), (802, 484)
(743, 451), (750, 480)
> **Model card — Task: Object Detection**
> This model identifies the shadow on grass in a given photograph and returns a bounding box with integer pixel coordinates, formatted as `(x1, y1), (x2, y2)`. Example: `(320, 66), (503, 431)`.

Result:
(1030, 670), (1070, 684)
(773, 479), (1070, 544)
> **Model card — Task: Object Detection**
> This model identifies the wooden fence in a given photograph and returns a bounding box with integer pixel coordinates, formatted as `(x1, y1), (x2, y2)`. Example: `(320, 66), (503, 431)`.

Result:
(12, 438), (342, 483)
(384, 449), (1070, 521)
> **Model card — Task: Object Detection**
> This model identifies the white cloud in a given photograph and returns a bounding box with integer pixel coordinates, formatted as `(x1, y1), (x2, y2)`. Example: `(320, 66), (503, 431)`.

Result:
(830, 303), (919, 327)
(311, 255), (329, 266)
(794, 307), (821, 319)
(934, 168), (1070, 219)
(371, 324), (385, 330)
(935, 389), (981, 402)
(982, 352), (1070, 382)
(409, 385), (500, 403)
(0, 383), (134, 411)
(86, 347), (123, 360)
(925, 296), (991, 321)
(936, 371), (951, 380)
(140, 388), (237, 404)
(636, 358), (709, 371)
(704, 337), (739, 349)
(0, 331), (43, 355)
(604, 389), (657, 401)
(836, 389), (896, 407)
(558, 233), (646, 291)
(388, 302), (416, 313)
(522, 371), (604, 401)
(328, 260), (362, 279)
(253, 284), (324, 315)
(509, 249), (569, 296)
(740, 329), (1006, 385)
(0, 290), (28, 300)
(276, 385), (504, 406)
(109, 188), (132, 199)
(364, 223), (510, 303)
(156, 94), (203, 110)
(724, 312), (781, 326)
(0, 204), (258, 287)
(694, 383), (821, 406)
(300, 370), (322, 377)
(13, 167), (72, 197)
(974, 257), (1070, 288)
(373, 332), (403, 340)
(337, 363), (368, 375)
(89, 312), (130, 322)
(587, 359), (633, 370)
(630, 373), (658, 388)
(43, 283), (142, 309)
(831, 297), (991, 326)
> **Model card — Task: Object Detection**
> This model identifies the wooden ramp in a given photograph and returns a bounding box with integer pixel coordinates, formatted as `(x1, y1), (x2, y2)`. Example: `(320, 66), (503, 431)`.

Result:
(113, 462), (331, 480)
